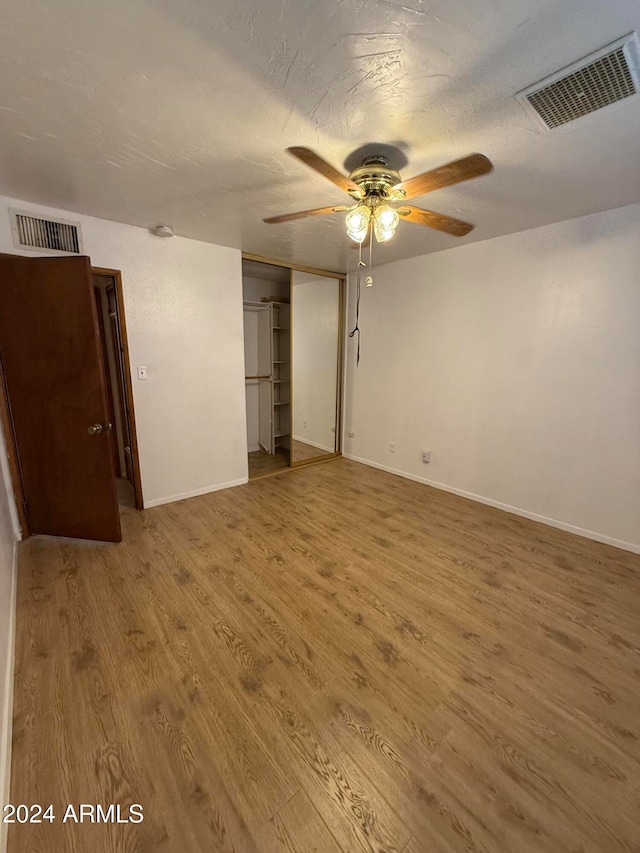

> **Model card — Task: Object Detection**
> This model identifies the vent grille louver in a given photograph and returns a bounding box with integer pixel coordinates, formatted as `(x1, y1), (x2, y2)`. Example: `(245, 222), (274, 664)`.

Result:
(518, 34), (640, 130)
(10, 210), (83, 254)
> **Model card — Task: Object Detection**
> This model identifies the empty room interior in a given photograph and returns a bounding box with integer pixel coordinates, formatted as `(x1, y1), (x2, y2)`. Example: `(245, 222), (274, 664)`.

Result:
(0, 0), (639, 851)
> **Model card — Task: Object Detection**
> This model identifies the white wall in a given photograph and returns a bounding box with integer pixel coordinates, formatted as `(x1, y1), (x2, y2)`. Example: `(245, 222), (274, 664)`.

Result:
(0, 195), (248, 506)
(344, 202), (640, 553)
(0, 423), (19, 853)
(292, 276), (339, 452)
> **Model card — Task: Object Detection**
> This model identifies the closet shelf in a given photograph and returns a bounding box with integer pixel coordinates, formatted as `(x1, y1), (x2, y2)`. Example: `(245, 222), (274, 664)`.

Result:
(245, 297), (290, 456)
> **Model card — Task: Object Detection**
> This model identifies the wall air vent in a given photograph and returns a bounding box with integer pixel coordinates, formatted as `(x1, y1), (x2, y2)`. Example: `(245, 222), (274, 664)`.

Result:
(517, 33), (640, 130)
(9, 209), (84, 254)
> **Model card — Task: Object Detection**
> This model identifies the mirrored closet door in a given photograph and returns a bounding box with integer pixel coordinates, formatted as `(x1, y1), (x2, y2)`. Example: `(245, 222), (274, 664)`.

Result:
(291, 271), (342, 466)
(242, 256), (344, 479)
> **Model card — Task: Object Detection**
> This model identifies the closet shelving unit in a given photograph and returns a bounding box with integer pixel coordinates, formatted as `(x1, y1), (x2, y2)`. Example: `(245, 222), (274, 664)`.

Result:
(245, 300), (290, 455)
(270, 302), (290, 452)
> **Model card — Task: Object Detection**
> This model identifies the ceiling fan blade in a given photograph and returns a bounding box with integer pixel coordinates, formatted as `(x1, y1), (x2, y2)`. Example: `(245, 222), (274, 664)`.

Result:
(264, 205), (348, 224)
(394, 153), (492, 200)
(287, 147), (362, 196)
(398, 205), (474, 237)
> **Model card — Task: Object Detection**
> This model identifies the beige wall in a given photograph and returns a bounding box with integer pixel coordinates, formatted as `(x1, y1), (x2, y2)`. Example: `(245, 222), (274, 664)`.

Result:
(0, 195), (248, 507)
(344, 202), (640, 553)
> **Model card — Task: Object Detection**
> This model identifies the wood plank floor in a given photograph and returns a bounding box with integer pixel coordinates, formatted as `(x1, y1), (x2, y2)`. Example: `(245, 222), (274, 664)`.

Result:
(291, 439), (332, 464)
(248, 448), (289, 480)
(9, 459), (640, 852)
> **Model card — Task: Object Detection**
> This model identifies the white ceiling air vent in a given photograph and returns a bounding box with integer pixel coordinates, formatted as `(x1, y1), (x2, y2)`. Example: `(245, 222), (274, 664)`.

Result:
(517, 33), (640, 130)
(9, 209), (84, 254)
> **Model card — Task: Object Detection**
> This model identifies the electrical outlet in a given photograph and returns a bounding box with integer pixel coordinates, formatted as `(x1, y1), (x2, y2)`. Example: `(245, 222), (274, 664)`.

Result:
(389, 442), (396, 452)
(422, 449), (431, 463)
(303, 419), (307, 428)
(348, 430), (355, 438)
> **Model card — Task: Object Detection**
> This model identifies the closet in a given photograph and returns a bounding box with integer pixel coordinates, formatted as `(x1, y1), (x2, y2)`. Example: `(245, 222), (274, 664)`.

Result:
(255, 300), (290, 454)
(242, 255), (344, 480)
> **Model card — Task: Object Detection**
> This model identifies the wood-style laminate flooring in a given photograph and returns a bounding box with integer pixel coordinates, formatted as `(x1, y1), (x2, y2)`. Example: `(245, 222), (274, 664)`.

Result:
(291, 439), (333, 464)
(248, 448), (289, 480)
(9, 459), (640, 852)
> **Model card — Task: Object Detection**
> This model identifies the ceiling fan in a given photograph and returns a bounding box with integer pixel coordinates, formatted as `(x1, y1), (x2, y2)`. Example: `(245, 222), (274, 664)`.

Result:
(264, 147), (493, 243)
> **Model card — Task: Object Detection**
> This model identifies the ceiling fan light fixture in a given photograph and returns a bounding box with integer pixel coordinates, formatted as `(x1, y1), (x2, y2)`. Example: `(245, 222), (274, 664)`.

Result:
(374, 222), (395, 242)
(266, 147), (492, 242)
(375, 204), (399, 229)
(373, 203), (399, 242)
(346, 204), (371, 243)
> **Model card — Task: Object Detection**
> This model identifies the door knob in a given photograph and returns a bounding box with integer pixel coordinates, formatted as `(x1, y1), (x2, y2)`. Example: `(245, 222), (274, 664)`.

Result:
(88, 423), (103, 435)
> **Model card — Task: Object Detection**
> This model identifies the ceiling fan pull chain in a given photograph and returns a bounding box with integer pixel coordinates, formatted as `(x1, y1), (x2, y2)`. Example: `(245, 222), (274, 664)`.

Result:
(348, 243), (365, 366)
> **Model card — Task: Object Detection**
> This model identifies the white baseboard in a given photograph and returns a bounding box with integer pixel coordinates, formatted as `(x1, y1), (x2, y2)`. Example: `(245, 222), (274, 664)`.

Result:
(143, 477), (249, 509)
(0, 540), (18, 853)
(344, 454), (640, 555)
(292, 436), (334, 453)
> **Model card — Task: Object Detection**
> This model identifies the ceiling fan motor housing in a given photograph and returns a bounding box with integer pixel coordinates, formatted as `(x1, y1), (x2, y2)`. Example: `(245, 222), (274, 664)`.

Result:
(348, 156), (405, 201)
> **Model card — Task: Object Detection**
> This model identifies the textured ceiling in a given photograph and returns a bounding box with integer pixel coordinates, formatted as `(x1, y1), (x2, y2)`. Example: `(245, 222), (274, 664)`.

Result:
(1, 0), (640, 271)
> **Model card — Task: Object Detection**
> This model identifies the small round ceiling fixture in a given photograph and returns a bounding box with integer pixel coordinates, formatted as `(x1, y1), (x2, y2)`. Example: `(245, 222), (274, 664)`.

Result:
(152, 225), (174, 238)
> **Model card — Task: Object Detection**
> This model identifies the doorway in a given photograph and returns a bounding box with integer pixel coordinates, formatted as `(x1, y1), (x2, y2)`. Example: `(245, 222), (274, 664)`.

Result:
(91, 268), (143, 512)
(0, 254), (142, 542)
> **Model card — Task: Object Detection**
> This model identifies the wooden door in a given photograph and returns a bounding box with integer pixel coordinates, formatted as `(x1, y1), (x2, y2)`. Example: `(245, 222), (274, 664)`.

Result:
(93, 286), (121, 475)
(0, 253), (122, 542)
(106, 284), (135, 485)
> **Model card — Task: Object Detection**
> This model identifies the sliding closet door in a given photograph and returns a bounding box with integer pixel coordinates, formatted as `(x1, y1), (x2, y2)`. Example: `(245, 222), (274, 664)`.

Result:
(290, 272), (343, 465)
